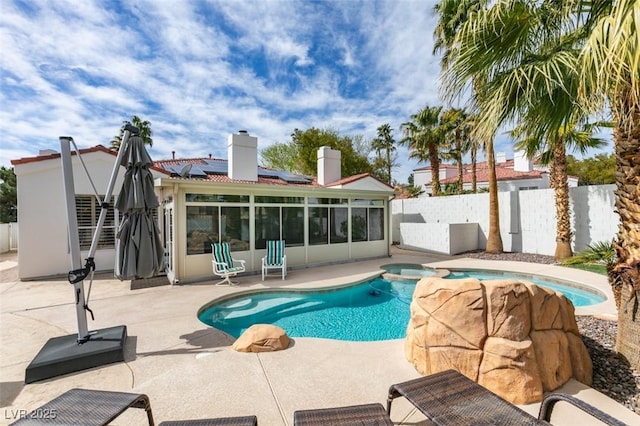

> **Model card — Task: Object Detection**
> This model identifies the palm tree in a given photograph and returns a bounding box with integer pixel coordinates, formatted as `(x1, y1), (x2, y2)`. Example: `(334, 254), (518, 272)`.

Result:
(513, 121), (607, 260)
(434, 0), (503, 252)
(400, 106), (446, 196)
(465, 114), (481, 192)
(579, 0), (640, 369)
(372, 123), (397, 185)
(110, 115), (153, 151)
(437, 0), (639, 365)
(439, 1), (587, 252)
(440, 108), (472, 194)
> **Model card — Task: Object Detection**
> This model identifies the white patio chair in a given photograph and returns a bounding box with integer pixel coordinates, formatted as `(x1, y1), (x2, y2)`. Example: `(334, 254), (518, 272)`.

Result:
(212, 242), (246, 286)
(262, 240), (287, 280)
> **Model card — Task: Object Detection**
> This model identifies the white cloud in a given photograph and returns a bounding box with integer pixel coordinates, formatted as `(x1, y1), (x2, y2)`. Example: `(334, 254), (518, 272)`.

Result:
(4, 0), (610, 188)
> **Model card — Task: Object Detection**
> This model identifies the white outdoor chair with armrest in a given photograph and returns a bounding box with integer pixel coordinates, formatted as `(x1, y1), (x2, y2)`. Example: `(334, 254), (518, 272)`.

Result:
(262, 240), (287, 280)
(212, 242), (246, 286)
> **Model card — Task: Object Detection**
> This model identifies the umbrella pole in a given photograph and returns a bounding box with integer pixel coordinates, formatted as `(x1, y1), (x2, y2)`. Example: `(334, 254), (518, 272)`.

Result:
(59, 125), (137, 343)
(59, 136), (91, 342)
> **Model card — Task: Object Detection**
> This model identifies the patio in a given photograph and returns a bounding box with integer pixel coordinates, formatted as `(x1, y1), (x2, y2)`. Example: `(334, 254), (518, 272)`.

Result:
(1, 249), (637, 425)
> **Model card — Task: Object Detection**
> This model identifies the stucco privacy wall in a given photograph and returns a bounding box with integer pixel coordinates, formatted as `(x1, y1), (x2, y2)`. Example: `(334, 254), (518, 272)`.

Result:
(392, 184), (617, 256)
(14, 152), (127, 279)
(0, 223), (18, 253)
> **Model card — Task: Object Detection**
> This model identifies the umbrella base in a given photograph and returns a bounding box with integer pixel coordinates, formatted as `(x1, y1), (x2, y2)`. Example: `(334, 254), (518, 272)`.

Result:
(25, 325), (127, 384)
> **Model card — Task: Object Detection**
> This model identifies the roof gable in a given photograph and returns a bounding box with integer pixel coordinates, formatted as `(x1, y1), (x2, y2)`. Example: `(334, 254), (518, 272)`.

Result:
(324, 173), (394, 191)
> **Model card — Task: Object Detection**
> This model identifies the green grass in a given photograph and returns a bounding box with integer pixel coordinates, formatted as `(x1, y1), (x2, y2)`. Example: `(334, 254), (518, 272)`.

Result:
(562, 263), (608, 275)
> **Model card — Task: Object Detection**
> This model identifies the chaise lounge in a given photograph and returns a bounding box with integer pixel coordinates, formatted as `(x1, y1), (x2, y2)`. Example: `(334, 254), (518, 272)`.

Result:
(9, 388), (154, 425)
(159, 416), (257, 425)
(387, 369), (627, 426)
(293, 403), (392, 425)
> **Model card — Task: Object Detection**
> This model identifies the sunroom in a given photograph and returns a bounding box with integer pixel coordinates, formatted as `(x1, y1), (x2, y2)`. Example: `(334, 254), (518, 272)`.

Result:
(155, 131), (395, 284)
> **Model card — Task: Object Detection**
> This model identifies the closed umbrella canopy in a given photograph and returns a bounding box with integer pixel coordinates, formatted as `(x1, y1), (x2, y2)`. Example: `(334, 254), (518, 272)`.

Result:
(114, 135), (164, 280)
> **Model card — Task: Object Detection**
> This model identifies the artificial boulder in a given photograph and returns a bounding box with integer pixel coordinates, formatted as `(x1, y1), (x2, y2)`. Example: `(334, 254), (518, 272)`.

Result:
(405, 277), (593, 404)
(232, 324), (290, 353)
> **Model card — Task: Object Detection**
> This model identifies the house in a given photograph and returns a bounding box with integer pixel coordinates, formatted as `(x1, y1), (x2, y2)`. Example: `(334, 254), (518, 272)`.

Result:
(11, 131), (394, 282)
(413, 150), (578, 195)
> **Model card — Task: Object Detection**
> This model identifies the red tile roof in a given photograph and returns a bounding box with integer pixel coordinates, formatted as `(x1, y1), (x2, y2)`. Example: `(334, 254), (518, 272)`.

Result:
(325, 173), (393, 189)
(11, 144), (170, 175)
(12, 146), (393, 190)
(441, 165), (546, 184)
(11, 145), (116, 165)
(417, 157), (546, 184)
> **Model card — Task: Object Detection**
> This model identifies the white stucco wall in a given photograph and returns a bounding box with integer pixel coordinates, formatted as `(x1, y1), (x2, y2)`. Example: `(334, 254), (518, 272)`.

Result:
(400, 222), (478, 255)
(392, 184), (617, 256)
(14, 152), (126, 279)
(0, 223), (18, 252)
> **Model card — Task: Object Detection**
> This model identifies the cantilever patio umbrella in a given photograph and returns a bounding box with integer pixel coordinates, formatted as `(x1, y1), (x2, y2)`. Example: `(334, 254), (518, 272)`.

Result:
(25, 126), (165, 384)
(114, 134), (164, 280)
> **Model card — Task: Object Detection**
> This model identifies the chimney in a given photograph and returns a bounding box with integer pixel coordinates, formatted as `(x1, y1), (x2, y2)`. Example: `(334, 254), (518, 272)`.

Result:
(496, 151), (507, 164)
(514, 149), (533, 172)
(228, 130), (258, 181)
(317, 146), (341, 185)
(172, 150), (175, 160)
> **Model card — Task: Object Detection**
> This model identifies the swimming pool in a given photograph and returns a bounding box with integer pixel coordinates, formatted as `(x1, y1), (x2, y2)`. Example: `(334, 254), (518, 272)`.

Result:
(198, 269), (606, 341)
(199, 278), (413, 341)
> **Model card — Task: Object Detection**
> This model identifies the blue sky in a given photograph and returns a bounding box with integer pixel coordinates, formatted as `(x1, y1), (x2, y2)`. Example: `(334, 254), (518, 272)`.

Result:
(0, 0), (612, 183)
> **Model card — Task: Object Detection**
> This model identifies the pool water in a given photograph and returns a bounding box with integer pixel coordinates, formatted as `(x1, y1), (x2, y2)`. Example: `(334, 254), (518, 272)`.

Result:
(446, 270), (605, 307)
(198, 269), (606, 341)
(199, 278), (414, 341)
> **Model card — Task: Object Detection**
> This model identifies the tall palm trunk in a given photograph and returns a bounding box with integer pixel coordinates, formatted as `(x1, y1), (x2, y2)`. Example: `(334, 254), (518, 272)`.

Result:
(485, 138), (503, 253)
(611, 93), (640, 370)
(386, 148), (392, 185)
(455, 128), (463, 194)
(429, 147), (441, 196)
(552, 141), (573, 260)
(471, 144), (477, 192)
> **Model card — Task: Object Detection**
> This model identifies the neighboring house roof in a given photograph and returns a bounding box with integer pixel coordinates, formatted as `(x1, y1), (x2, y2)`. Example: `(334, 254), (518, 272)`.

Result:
(414, 155), (548, 185)
(440, 165), (546, 184)
(414, 163), (458, 172)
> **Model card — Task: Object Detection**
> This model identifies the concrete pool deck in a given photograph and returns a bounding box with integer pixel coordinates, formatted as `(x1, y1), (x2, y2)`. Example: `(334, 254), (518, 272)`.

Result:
(1, 250), (638, 425)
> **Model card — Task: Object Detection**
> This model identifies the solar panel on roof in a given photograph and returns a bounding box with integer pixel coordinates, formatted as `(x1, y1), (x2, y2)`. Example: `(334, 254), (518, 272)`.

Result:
(164, 164), (185, 176)
(188, 165), (207, 177)
(257, 167), (280, 178)
(202, 159), (228, 174)
(280, 172), (312, 183)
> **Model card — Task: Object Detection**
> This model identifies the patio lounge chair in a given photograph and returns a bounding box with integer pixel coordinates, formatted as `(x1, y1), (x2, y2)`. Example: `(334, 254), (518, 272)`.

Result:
(212, 242), (246, 286)
(9, 388), (154, 425)
(387, 369), (627, 426)
(159, 416), (257, 425)
(262, 240), (286, 280)
(293, 403), (392, 425)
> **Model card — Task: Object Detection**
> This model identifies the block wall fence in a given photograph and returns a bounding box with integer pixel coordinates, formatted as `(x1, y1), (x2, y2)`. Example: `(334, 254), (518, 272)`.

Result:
(0, 222), (18, 253)
(391, 184), (617, 256)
